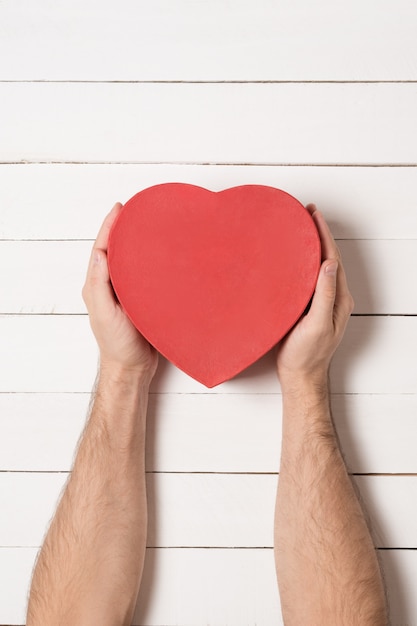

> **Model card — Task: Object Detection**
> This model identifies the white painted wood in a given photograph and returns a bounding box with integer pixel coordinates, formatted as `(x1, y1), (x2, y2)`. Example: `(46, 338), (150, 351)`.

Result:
(1, 0), (416, 81)
(0, 315), (99, 393)
(381, 549), (417, 626)
(2, 473), (417, 551)
(0, 242), (90, 314)
(0, 394), (88, 472)
(1, 315), (415, 394)
(1, 83), (417, 164)
(0, 473), (276, 548)
(0, 548), (39, 626)
(1, 239), (416, 314)
(331, 394), (417, 475)
(338, 240), (417, 315)
(1, 546), (415, 625)
(1, 393), (417, 474)
(134, 548), (281, 626)
(329, 316), (417, 396)
(0, 1), (415, 625)
(0, 473), (68, 547)
(354, 477), (417, 549)
(1, 164), (416, 240)
(0, 547), (281, 626)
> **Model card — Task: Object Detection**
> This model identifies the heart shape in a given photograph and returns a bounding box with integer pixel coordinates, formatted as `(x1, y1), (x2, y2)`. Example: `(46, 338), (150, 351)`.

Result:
(108, 183), (321, 387)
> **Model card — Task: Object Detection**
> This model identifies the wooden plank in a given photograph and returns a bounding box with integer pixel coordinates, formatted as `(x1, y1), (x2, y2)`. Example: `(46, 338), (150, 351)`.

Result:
(0, 394), (89, 472)
(1, 83), (417, 164)
(0, 548), (38, 626)
(0, 315), (98, 393)
(126, 549), (417, 626)
(139, 550), (417, 626)
(1, 393), (417, 474)
(1, 164), (416, 241)
(0, 315), (416, 394)
(0, 547), (281, 625)
(0, 0), (416, 81)
(329, 316), (417, 396)
(135, 548), (281, 625)
(0, 242), (90, 314)
(0, 473), (68, 547)
(338, 240), (417, 315)
(0, 546), (414, 625)
(1, 239), (416, 315)
(354, 477), (417, 549)
(2, 473), (417, 550)
(0, 473), (274, 549)
(332, 394), (417, 475)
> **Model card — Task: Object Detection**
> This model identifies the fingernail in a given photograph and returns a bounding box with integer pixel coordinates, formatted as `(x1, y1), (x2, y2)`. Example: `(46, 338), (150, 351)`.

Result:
(325, 261), (338, 276)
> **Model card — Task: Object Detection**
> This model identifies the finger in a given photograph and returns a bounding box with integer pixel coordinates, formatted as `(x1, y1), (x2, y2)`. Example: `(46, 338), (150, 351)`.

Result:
(83, 248), (117, 313)
(312, 210), (339, 263)
(307, 259), (338, 328)
(310, 209), (354, 321)
(94, 202), (123, 252)
(85, 203), (122, 286)
(305, 202), (317, 217)
(317, 225), (352, 317)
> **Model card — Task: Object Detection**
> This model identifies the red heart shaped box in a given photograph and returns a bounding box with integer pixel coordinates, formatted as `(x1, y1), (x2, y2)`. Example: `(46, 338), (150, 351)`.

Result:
(108, 183), (321, 387)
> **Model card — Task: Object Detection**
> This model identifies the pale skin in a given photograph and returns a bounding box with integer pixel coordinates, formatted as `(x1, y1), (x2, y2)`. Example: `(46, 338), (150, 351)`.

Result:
(26, 202), (388, 625)
(275, 205), (388, 625)
(27, 203), (158, 626)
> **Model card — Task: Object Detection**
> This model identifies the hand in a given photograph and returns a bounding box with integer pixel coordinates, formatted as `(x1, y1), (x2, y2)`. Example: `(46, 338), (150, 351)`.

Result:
(82, 203), (158, 381)
(276, 205), (354, 390)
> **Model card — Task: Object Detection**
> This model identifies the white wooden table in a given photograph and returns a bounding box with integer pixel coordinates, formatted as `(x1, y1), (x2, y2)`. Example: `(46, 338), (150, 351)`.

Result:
(1, 1), (417, 624)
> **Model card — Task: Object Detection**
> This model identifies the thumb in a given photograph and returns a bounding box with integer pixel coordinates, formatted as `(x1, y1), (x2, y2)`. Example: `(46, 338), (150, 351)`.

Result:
(91, 248), (110, 283)
(308, 260), (338, 326)
(83, 248), (116, 312)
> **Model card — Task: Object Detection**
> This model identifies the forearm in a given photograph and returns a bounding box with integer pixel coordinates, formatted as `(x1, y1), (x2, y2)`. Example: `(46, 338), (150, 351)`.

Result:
(274, 377), (388, 626)
(27, 367), (150, 626)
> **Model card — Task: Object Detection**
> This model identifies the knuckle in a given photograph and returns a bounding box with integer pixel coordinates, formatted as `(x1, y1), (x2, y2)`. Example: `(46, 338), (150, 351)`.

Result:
(324, 284), (337, 299)
(86, 272), (102, 290)
(81, 282), (93, 306)
(333, 249), (341, 263)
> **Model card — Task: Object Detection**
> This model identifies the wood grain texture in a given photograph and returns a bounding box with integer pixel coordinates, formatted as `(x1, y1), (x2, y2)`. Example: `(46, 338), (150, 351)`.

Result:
(0, 547), (415, 625)
(1, 164), (416, 240)
(1, 392), (416, 474)
(0, 548), (38, 626)
(1, 472), (417, 550)
(1, 0), (416, 623)
(0, 393), (88, 471)
(0, 0), (416, 81)
(1, 83), (417, 164)
(0, 315), (415, 394)
(1, 239), (415, 314)
(0, 393), (417, 474)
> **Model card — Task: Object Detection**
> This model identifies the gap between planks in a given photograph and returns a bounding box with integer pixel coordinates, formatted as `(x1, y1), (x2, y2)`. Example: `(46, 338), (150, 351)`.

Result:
(2, 161), (417, 167)
(1, 471), (416, 476)
(0, 80), (417, 84)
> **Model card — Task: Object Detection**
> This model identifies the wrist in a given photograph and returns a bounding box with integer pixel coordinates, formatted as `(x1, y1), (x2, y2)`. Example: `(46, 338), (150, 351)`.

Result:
(99, 361), (154, 389)
(279, 371), (330, 404)
(280, 374), (333, 436)
(91, 365), (151, 452)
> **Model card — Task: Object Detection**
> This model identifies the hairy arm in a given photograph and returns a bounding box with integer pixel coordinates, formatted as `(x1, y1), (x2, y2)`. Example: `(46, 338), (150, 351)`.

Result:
(27, 204), (158, 626)
(274, 207), (388, 625)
